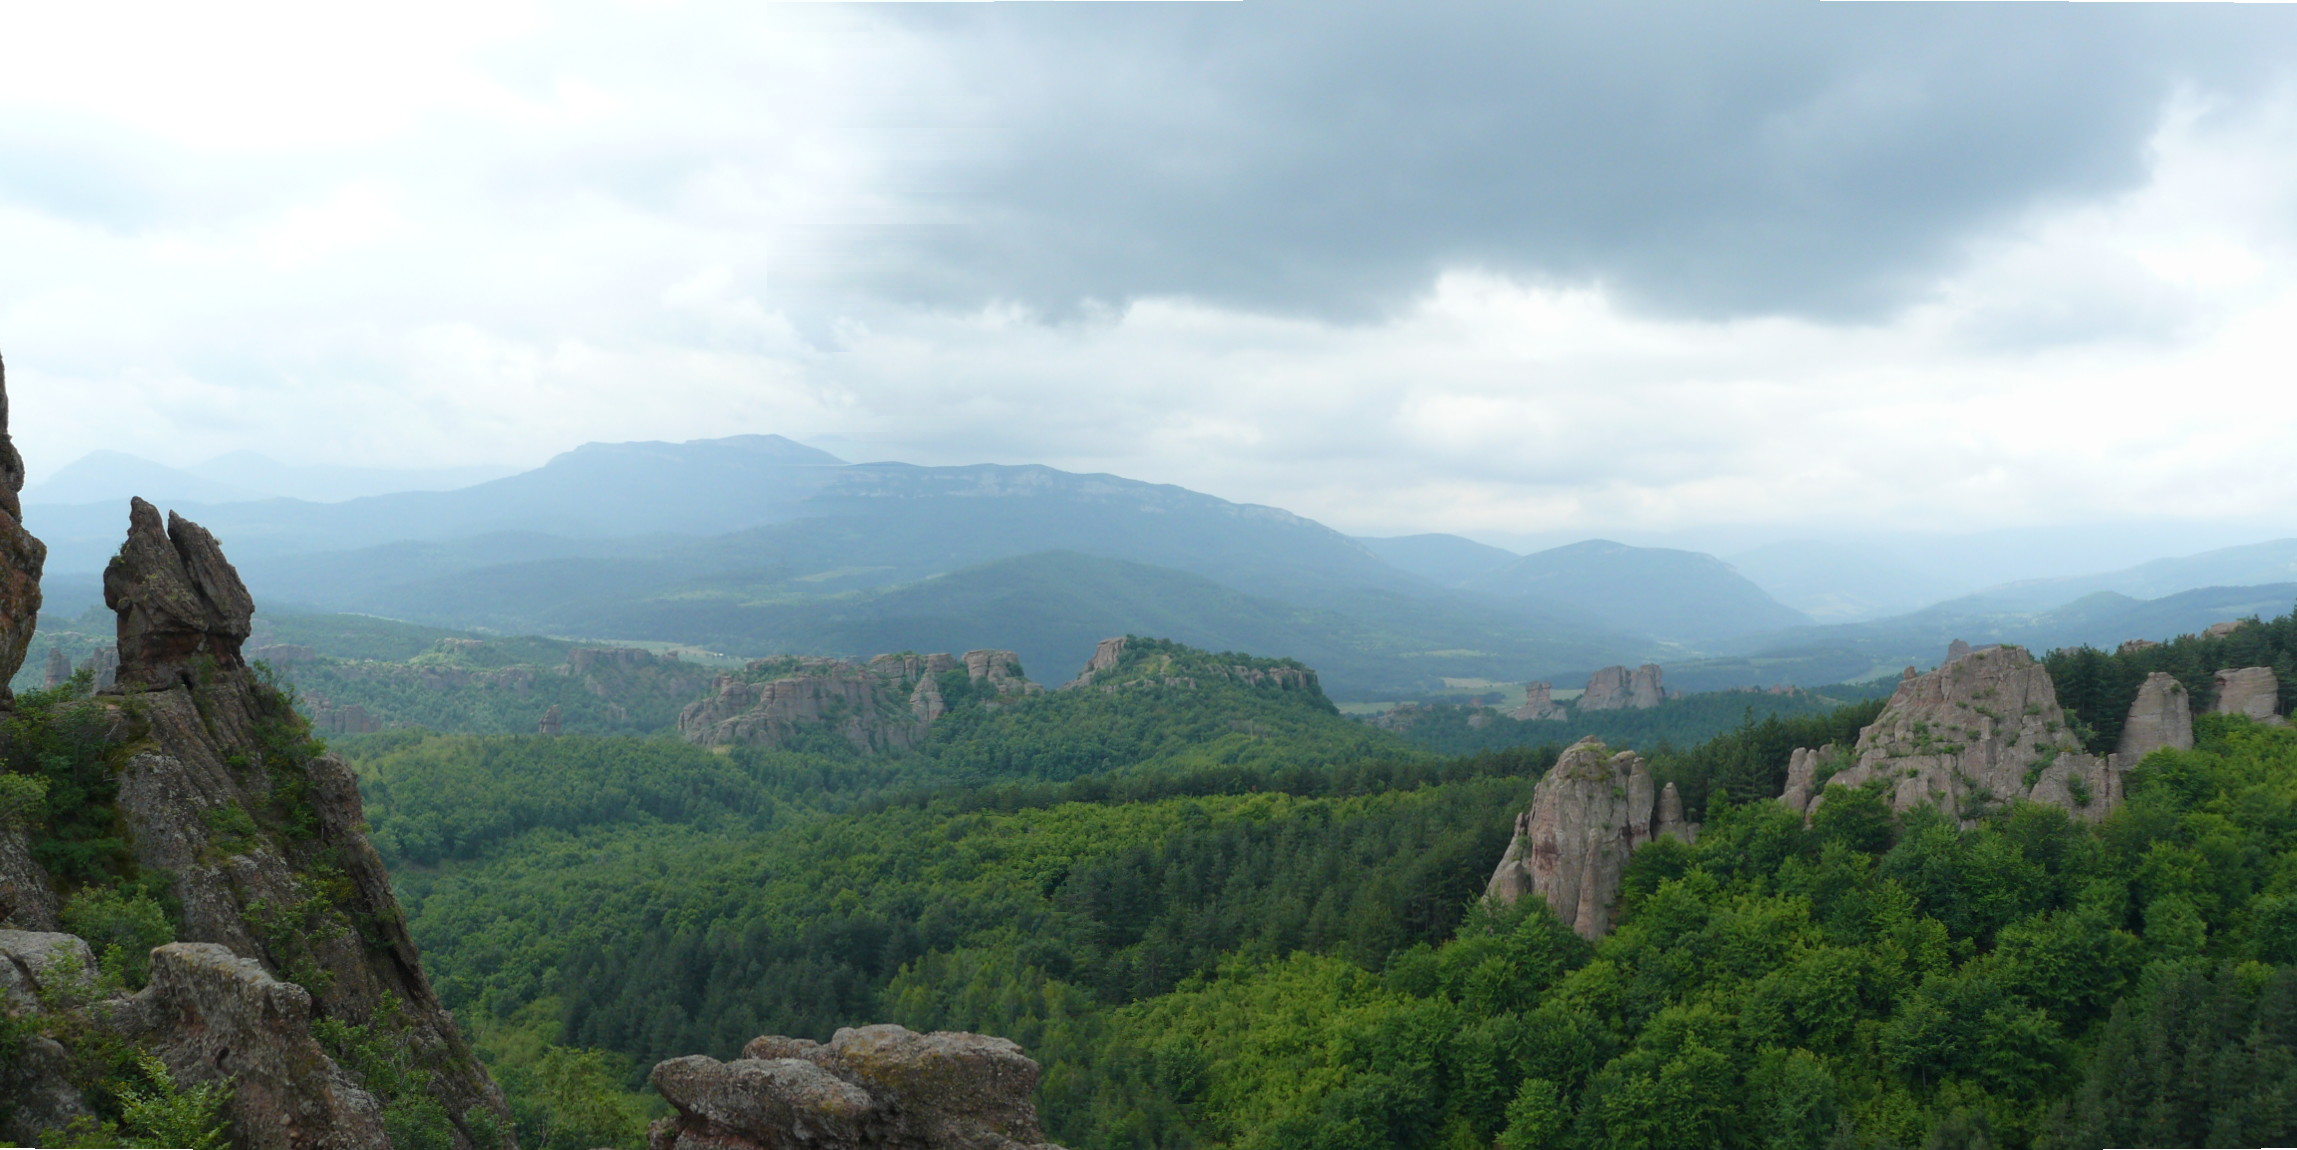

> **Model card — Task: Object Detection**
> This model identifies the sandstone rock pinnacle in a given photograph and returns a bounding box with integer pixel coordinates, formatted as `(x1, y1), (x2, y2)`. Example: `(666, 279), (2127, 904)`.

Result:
(2117, 672), (2194, 761)
(1629, 663), (1664, 709)
(1509, 681), (1566, 721)
(1580, 666), (1630, 711)
(0, 353), (46, 701)
(2212, 667), (2283, 724)
(1486, 738), (1692, 938)
(102, 498), (257, 690)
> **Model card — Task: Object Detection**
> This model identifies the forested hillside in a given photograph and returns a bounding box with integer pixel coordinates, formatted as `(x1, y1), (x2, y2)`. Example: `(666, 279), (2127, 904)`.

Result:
(335, 614), (2297, 1149)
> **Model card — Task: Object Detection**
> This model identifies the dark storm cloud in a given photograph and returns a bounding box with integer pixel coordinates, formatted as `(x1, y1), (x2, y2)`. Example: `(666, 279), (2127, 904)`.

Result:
(832, 0), (2297, 322)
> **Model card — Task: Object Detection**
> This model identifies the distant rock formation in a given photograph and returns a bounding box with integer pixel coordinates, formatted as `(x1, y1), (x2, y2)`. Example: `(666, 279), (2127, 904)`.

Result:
(1062, 635), (1319, 694)
(2118, 638), (2162, 655)
(538, 703), (564, 735)
(1779, 644), (2124, 825)
(308, 697), (382, 735)
(102, 497), (256, 690)
(1579, 664), (1663, 711)
(40, 645), (69, 688)
(77, 648), (120, 692)
(649, 1025), (1067, 1150)
(2205, 621), (2245, 639)
(2213, 667), (2284, 724)
(1066, 637), (1130, 687)
(1509, 682), (1566, 721)
(2117, 672), (2195, 761)
(681, 651), (1039, 751)
(1485, 738), (1697, 939)
(0, 354), (44, 700)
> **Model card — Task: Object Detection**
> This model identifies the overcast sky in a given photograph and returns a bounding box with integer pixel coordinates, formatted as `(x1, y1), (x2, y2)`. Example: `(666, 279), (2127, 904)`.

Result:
(5, 0), (2297, 544)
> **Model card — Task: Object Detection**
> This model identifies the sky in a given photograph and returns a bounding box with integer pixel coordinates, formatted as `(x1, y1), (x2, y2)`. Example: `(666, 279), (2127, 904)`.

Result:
(5, 0), (2297, 548)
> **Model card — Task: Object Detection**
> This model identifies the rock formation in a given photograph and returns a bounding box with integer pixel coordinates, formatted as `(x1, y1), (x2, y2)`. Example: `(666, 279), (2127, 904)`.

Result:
(1, 476), (507, 1145)
(648, 1024), (1066, 1150)
(538, 703), (564, 735)
(2118, 638), (2161, 655)
(2212, 667), (2284, 724)
(681, 651), (1039, 751)
(41, 645), (71, 688)
(103, 497), (257, 690)
(1779, 644), (2124, 825)
(0, 354), (44, 700)
(2117, 672), (2195, 761)
(78, 647), (120, 691)
(1485, 738), (1696, 938)
(1508, 682), (1566, 721)
(1065, 637), (1130, 688)
(2205, 621), (2245, 639)
(1061, 636), (1320, 694)
(1580, 665), (1664, 712)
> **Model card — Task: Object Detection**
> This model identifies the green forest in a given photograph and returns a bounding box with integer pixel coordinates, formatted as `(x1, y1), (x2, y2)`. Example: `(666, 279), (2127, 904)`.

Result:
(323, 612), (2297, 1149)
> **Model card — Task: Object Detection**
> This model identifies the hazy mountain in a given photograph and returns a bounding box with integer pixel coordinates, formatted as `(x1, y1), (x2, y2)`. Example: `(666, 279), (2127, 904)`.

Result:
(25, 449), (517, 507)
(1355, 533), (1520, 586)
(1460, 539), (1811, 642)
(1972, 537), (2297, 610)
(1727, 539), (1963, 622)
(25, 451), (269, 507)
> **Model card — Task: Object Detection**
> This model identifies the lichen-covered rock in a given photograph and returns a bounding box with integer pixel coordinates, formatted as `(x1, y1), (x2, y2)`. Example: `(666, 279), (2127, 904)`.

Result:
(2213, 667), (2283, 724)
(2117, 672), (2195, 761)
(103, 498), (257, 690)
(0, 928), (96, 1010)
(1509, 682), (1566, 721)
(1486, 738), (1659, 938)
(0, 354), (44, 700)
(651, 1025), (1065, 1150)
(108, 943), (390, 1150)
(1790, 645), (2123, 824)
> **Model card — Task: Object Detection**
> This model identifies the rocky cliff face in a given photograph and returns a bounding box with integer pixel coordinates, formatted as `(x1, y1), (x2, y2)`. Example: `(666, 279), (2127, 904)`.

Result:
(2118, 672), (2195, 760)
(1578, 664), (1663, 712)
(1779, 644), (2124, 825)
(680, 651), (1039, 752)
(648, 1025), (1066, 1150)
(2213, 667), (2285, 724)
(1508, 682), (1565, 721)
(1485, 738), (1696, 939)
(1, 363), (505, 1148)
(1060, 635), (1321, 695)
(0, 354), (44, 704)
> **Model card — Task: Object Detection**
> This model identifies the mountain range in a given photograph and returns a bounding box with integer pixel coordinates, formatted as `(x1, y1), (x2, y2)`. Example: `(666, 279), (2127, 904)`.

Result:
(23, 437), (2297, 700)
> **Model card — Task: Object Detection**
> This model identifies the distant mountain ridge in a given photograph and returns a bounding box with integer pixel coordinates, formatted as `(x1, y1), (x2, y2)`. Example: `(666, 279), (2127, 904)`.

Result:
(1462, 539), (1812, 642)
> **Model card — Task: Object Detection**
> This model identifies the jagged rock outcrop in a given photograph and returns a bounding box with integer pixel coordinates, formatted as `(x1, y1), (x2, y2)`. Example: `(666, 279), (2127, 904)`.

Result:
(681, 651), (1037, 751)
(103, 497), (257, 689)
(0, 493), (508, 1148)
(79, 647), (120, 691)
(1066, 637), (1129, 687)
(1508, 682), (1566, 721)
(2118, 638), (2162, 655)
(1580, 665), (1664, 711)
(1062, 636), (1320, 694)
(42, 645), (71, 688)
(0, 818), (61, 930)
(2213, 667), (2284, 724)
(2117, 672), (2195, 761)
(0, 355), (43, 700)
(1485, 738), (1696, 938)
(1781, 644), (2124, 825)
(649, 1025), (1066, 1150)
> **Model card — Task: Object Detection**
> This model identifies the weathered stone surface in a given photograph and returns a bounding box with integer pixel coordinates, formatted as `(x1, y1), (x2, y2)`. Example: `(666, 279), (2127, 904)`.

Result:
(310, 698), (381, 735)
(683, 651), (1034, 751)
(103, 498), (257, 690)
(1508, 681), (1566, 721)
(79, 647), (120, 691)
(1629, 664), (1665, 709)
(0, 928), (96, 1010)
(0, 353), (44, 701)
(1, 819), (60, 930)
(0, 1034), (97, 1143)
(1066, 637), (1129, 688)
(2205, 621), (2245, 639)
(2213, 667), (2283, 723)
(1656, 781), (1697, 845)
(538, 704), (564, 735)
(113, 943), (390, 1150)
(2117, 672), (2195, 761)
(1579, 666), (1631, 711)
(1791, 645), (2123, 825)
(41, 645), (71, 688)
(653, 1024), (1065, 1150)
(1486, 738), (1659, 938)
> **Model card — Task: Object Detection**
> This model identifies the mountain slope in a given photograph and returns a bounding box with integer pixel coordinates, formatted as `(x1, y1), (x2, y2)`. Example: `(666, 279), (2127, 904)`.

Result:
(1461, 538), (1811, 642)
(1355, 533), (1521, 586)
(1975, 537), (2297, 609)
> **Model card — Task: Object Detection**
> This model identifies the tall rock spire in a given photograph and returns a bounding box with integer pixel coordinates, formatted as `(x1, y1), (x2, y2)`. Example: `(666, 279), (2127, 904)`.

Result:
(0, 352), (49, 700)
(102, 497), (256, 690)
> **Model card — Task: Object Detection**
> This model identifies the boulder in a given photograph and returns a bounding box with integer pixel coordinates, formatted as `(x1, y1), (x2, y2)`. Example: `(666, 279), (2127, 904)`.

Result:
(0, 354), (44, 700)
(1789, 644), (2123, 824)
(2117, 672), (2195, 761)
(652, 1024), (1066, 1150)
(1579, 666), (1630, 711)
(102, 498), (256, 690)
(1485, 738), (1658, 938)
(1508, 682), (1566, 721)
(2213, 667), (2283, 723)
(0, 929), (97, 1011)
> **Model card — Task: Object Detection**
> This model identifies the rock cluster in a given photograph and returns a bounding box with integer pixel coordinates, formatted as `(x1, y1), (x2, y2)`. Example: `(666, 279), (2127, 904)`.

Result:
(681, 651), (1039, 751)
(1579, 664), (1663, 711)
(103, 496), (257, 690)
(1061, 636), (1320, 694)
(1779, 644), (2124, 825)
(1485, 738), (1697, 938)
(1508, 682), (1566, 721)
(0, 354), (44, 700)
(2117, 672), (2194, 761)
(2213, 666), (2284, 724)
(649, 1024), (1067, 1150)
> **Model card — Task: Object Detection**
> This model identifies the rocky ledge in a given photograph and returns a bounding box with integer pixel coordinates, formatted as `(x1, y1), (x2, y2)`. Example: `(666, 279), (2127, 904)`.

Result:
(649, 1025), (1066, 1150)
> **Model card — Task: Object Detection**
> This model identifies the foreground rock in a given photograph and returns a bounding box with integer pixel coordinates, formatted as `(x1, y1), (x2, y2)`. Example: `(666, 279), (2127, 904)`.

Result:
(1780, 644), (2124, 825)
(1486, 738), (1696, 938)
(103, 496), (257, 690)
(681, 650), (1039, 751)
(2213, 666), (2284, 724)
(0, 353), (44, 699)
(649, 1025), (1066, 1150)
(2117, 672), (2195, 761)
